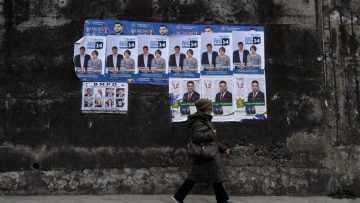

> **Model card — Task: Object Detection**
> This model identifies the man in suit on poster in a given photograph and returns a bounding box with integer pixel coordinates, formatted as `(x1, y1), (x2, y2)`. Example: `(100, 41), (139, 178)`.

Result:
(169, 46), (186, 71)
(74, 46), (91, 70)
(215, 81), (232, 102)
(112, 22), (124, 35)
(201, 43), (218, 70)
(247, 80), (265, 102)
(138, 46), (154, 73)
(233, 42), (250, 68)
(106, 46), (123, 71)
(182, 81), (200, 103)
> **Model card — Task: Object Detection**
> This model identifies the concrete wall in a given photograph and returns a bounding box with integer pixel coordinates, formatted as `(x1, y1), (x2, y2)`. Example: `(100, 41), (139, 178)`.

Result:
(0, 0), (359, 196)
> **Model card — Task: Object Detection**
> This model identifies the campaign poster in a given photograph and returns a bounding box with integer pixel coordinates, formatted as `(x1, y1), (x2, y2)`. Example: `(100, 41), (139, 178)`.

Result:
(134, 35), (170, 85)
(82, 82), (128, 114)
(232, 31), (265, 74)
(74, 36), (107, 81)
(200, 33), (233, 75)
(105, 35), (138, 81)
(168, 35), (201, 77)
(200, 76), (234, 122)
(169, 78), (201, 122)
(233, 74), (267, 120)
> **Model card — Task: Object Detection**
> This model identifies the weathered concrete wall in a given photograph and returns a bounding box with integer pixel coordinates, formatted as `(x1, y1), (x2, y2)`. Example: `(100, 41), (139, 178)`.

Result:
(0, 0), (359, 196)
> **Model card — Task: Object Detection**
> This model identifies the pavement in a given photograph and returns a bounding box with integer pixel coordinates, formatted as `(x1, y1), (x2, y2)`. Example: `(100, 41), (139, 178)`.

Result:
(0, 195), (359, 203)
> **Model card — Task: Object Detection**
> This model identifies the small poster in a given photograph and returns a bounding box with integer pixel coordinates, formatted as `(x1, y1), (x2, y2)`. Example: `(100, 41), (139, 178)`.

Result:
(200, 32), (233, 75)
(74, 36), (107, 81)
(233, 74), (267, 120)
(82, 82), (128, 114)
(168, 35), (201, 77)
(169, 78), (201, 122)
(200, 75), (234, 122)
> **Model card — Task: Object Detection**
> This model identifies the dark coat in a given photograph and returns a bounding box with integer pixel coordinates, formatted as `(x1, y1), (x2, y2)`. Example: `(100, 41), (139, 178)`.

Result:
(215, 91), (232, 103)
(182, 91), (200, 103)
(201, 51), (218, 66)
(247, 91), (265, 102)
(106, 54), (123, 68)
(74, 54), (91, 69)
(233, 49), (250, 65)
(169, 53), (186, 68)
(138, 53), (154, 69)
(187, 111), (228, 183)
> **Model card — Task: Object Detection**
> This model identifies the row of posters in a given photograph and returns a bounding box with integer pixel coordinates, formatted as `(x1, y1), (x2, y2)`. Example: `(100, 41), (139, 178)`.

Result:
(169, 74), (267, 122)
(74, 31), (264, 85)
(81, 82), (128, 114)
(83, 19), (264, 36)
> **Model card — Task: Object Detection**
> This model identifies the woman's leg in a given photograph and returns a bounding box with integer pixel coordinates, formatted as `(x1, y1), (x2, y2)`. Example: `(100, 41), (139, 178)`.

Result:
(173, 179), (196, 202)
(213, 182), (229, 203)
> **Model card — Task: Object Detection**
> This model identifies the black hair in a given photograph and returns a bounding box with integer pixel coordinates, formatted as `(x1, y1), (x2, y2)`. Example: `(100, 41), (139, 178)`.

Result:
(250, 45), (257, 51)
(143, 46), (149, 49)
(80, 46), (85, 50)
(155, 49), (162, 55)
(124, 49), (131, 56)
(92, 50), (99, 56)
(237, 42), (244, 46)
(174, 46), (180, 50)
(112, 46), (118, 50)
(187, 81), (194, 85)
(206, 43), (212, 47)
(251, 80), (259, 85)
(160, 25), (167, 29)
(114, 22), (123, 26)
(219, 47), (226, 53)
(219, 80), (226, 85)
(187, 49), (193, 55)
(204, 26), (212, 31)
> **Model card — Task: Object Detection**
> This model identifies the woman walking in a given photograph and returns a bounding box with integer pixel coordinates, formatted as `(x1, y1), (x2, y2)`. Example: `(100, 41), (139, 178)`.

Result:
(172, 99), (233, 203)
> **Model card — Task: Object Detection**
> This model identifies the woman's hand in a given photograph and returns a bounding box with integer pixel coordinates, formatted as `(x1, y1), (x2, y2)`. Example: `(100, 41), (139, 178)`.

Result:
(213, 129), (217, 136)
(224, 149), (230, 156)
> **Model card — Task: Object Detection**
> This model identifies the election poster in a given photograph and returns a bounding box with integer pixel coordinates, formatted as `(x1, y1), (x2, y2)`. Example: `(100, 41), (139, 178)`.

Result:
(74, 36), (107, 81)
(168, 35), (201, 77)
(83, 19), (265, 36)
(233, 74), (267, 120)
(232, 31), (265, 74)
(105, 35), (138, 81)
(169, 78), (201, 122)
(134, 35), (170, 85)
(200, 33), (233, 75)
(82, 82), (128, 114)
(200, 76), (234, 122)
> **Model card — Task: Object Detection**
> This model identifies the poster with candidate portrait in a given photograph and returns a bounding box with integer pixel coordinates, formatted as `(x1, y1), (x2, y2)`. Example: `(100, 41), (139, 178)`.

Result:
(168, 35), (201, 78)
(200, 33), (233, 75)
(105, 35), (138, 81)
(233, 74), (267, 120)
(169, 78), (201, 122)
(134, 35), (170, 85)
(82, 82), (128, 114)
(74, 36), (107, 81)
(232, 31), (265, 74)
(200, 75), (234, 122)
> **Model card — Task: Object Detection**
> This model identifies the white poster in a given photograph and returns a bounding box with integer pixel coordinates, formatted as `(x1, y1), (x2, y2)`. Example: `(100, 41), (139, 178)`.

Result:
(137, 35), (170, 74)
(200, 75), (234, 122)
(233, 74), (267, 120)
(232, 31), (265, 70)
(74, 36), (107, 75)
(106, 35), (138, 74)
(200, 32), (233, 72)
(82, 82), (128, 114)
(169, 78), (201, 122)
(168, 35), (201, 74)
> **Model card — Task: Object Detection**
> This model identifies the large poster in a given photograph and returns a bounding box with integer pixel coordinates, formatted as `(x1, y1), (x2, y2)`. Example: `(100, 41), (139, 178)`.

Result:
(168, 35), (201, 77)
(200, 33), (233, 75)
(233, 74), (267, 120)
(134, 35), (170, 85)
(200, 76), (234, 122)
(105, 35), (138, 81)
(82, 82), (128, 114)
(232, 31), (265, 74)
(74, 36), (107, 81)
(169, 78), (201, 122)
